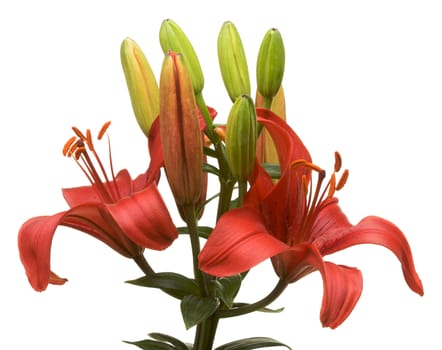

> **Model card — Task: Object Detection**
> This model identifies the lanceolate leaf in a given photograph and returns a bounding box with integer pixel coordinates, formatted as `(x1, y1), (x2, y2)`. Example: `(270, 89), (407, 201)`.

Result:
(126, 272), (200, 299)
(123, 339), (176, 350)
(181, 295), (220, 329)
(215, 337), (292, 350)
(148, 333), (192, 350)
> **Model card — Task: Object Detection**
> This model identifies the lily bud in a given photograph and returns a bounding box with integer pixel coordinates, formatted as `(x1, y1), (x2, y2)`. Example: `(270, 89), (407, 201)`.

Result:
(159, 51), (203, 206)
(225, 95), (257, 181)
(120, 38), (159, 136)
(256, 28), (285, 101)
(217, 21), (251, 102)
(159, 19), (204, 95)
(256, 86), (286, 164)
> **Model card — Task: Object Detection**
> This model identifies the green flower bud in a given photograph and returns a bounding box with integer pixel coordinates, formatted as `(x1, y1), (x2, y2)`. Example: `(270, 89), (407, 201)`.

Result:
(256, 28), (285, 101)
(120, 38), (159, 136)
(217, 21), (251, 102)
(159, 19), (204, 95)
(225, 95), (257, 181)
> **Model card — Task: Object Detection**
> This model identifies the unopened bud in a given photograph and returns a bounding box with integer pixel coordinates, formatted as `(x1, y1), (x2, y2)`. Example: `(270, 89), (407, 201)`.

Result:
(217, 21), (250, 102)
(120, 38), (159, 136)
(159, 51), (203, 206)
(159, 19), (204, 95)
(256, 86), (286, 164)
(256, 28), (285, 101)
(225, 95), (257, 181)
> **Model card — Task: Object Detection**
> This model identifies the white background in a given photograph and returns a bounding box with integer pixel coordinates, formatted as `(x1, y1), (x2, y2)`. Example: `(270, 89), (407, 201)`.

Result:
(1, 0), (440, 349)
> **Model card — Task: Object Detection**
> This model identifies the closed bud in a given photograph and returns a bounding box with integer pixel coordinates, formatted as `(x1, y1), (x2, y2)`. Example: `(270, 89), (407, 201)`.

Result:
(217, 21), (251, 102)
(159, 19), (204, 95)
(256, 86), (286, 164)
(226, 95), (257, 181)
(256, 28), (285, 101)
(159, 51), (203, 206)
(120, 38), (159, 136)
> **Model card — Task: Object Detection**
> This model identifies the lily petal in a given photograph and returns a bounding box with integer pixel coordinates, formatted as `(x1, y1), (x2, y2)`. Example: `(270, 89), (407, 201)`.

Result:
(18, 212), (68, 291)
(273, 245), (362, 329)
(105, 183), (178, 250)
(199, 208), (289, 277)
(313, 201), (424, 296)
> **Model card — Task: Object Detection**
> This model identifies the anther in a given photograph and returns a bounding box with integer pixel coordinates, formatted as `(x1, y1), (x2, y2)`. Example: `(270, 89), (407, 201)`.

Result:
(336, 169), (349, 191)
(98, 121), (111, 140)
(86, 129), (94, 151)
(334, 151), (342, 172)
(72, 126), (87, 141)
(63, 136), (77, 156)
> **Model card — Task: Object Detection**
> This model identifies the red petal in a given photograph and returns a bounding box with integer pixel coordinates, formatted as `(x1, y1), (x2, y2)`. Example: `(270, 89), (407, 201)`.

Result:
(320, 262), (363, 329)
(273, 244), (362, 329)
(313, 202), (424, 296)
(18, 212), (68, 291)
(105, 183), (178, 250)
(199, 208), (289, 277)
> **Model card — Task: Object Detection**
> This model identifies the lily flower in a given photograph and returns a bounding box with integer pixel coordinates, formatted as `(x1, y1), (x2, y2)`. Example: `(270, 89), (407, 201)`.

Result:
(18, 122), (178, 292)
(199, 108), (423, 328)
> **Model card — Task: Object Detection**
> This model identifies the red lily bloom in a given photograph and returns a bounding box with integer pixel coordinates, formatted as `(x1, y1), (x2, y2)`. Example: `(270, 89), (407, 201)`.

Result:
(199, 108), (423, 328)
(18, 122), (178, 292)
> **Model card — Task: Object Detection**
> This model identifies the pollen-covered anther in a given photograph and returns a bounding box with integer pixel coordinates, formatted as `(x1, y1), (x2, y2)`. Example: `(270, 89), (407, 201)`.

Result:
(63, 136), (77, 156)
(72, 126), (87, 141)
(334, 151), (342, 172)
(336, 169), (349, 191)
(98, 121), (112, 140)
(328, 173), (336, 198)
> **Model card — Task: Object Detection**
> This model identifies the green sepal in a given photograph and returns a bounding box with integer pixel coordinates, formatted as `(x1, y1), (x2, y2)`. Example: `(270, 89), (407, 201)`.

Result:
(126, 272), (200, 299)
(180, 295), (220, 329)
(215, 337), (292, 350)
(211, 275), (242, 308)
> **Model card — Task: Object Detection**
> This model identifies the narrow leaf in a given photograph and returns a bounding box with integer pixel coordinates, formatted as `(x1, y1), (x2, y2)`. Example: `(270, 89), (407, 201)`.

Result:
(148, 333), (192, 350)
(126, 272), (200, 299)
(181, 295), (220, 329)
(123, 339), (176, 350)
(215, 337), (292, 350)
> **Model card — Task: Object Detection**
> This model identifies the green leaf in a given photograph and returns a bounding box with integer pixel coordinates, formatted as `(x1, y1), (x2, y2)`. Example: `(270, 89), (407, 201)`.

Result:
(123, 339), (176, 350)
(148, 333), (192, 350)
(203, 162), (220, 176)
(180, 295), (220, 329)
(231, 303), (284, 313)
(215, 337), (292, 350)
(212, 275), (242, 308)
(178, 226), (213, 239)
(126, 272), (200, 299)
(262, 163), (281, 179)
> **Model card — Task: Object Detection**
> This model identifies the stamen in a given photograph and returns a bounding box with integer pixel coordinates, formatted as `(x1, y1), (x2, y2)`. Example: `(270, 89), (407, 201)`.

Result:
(98, 121), (111, 140)
(72, 126), (87, 141)
(86, 129), (94, 151)
(336, 169), (349, 191)
(63, 136), (77, 156)
(328, 173), (336, 198)
(334, 151), (342, 172)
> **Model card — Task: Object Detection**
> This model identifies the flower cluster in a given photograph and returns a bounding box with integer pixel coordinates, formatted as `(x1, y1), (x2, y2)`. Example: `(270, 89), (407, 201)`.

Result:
(18, 19), (423, 350)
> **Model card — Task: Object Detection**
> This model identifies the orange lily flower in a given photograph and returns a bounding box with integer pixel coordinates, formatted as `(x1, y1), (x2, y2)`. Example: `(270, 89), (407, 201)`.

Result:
(18, 122), (178, 291)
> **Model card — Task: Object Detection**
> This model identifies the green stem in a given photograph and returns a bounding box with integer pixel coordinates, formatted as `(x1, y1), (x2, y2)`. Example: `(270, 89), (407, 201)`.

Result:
(237, 179), (247, 207)
(133, 253), (154, 275)
(217, 279), (288, 319)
